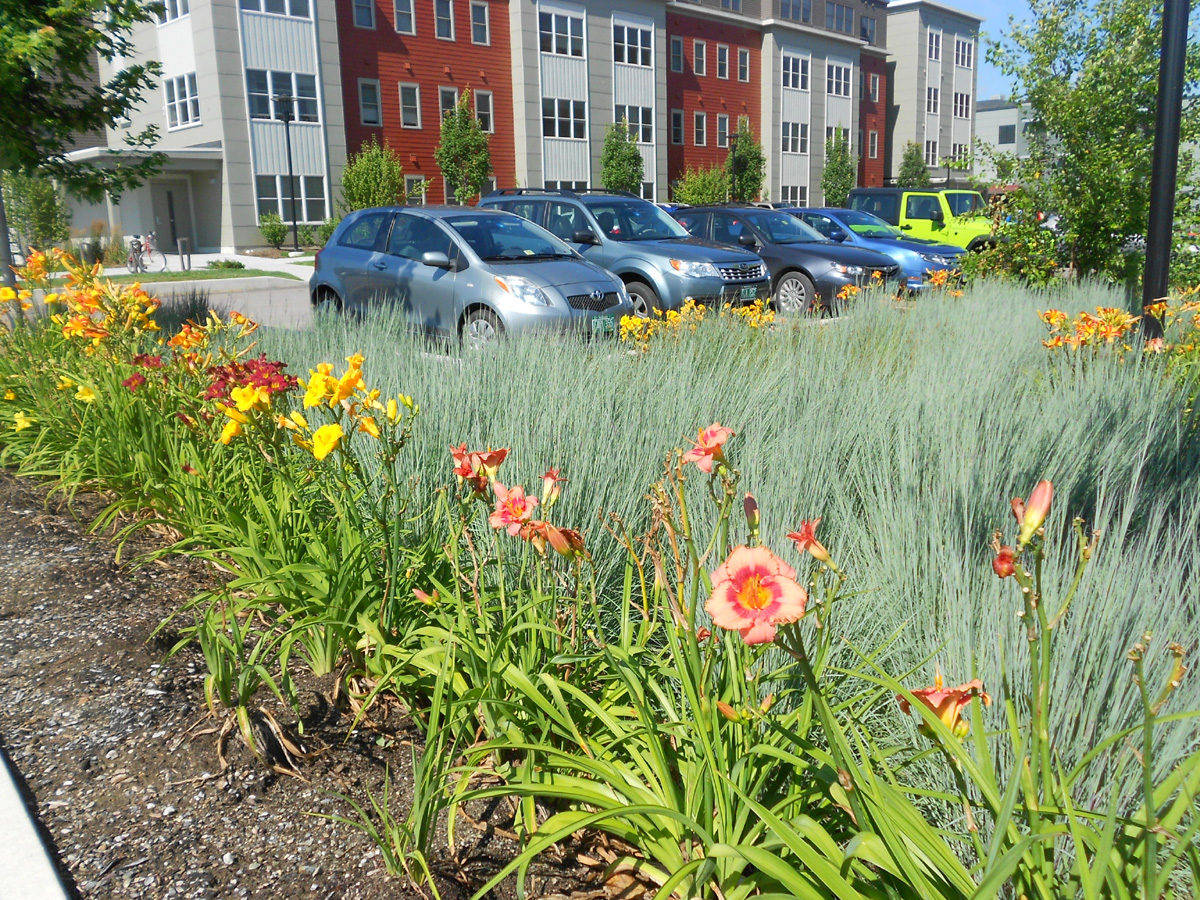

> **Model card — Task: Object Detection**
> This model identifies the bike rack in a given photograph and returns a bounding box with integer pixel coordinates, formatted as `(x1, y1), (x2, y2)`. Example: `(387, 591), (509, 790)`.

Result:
(176, 238), (192, 271)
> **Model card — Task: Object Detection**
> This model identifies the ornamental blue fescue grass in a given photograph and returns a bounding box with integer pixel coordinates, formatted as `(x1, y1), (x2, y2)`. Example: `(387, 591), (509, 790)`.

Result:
(258, 280), (1200, 809)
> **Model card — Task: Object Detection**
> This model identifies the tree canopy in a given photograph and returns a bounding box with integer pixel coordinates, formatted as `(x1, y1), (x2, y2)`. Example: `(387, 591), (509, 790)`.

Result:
(726, 117), (766, 203)
(821, 127), (856, 207)
(339, 137), (406, 213)
(600, 119), (645, 196)
(897, 141), (932, 188)
(434, 88), (492, 205)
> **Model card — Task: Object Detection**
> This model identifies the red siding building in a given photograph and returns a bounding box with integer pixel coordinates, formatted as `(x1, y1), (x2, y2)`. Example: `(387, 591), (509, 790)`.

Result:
(336, 0), (515, 203)
(858, 52), (887, 187)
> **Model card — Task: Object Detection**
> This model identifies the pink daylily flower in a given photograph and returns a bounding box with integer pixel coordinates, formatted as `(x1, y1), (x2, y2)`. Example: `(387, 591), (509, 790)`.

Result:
(705, 545), (808, 645)
(683, 423), (734, 474)
(488, 482), (538, 536)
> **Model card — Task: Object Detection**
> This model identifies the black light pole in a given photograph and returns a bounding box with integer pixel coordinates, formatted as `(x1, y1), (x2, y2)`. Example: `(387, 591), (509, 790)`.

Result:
(1141, 0), (1189, 340)
(274, 94), (301, 252)
(728, 130), (739, 202)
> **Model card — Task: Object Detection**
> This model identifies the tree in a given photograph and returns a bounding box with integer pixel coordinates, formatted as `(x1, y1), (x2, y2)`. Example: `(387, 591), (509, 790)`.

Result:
(821, 127), (857, 207)
(673, 164), (728, 206)
(990, 0), (1200, 277)
(599, 119), (645, 195)
(0, 0), (164, 284)
(897, 141), (932, 188)
(339, 137), (406, 212)
(726, 116), (766, 202)
(1, 172), (69, 251)
(434, 88), (492, 205)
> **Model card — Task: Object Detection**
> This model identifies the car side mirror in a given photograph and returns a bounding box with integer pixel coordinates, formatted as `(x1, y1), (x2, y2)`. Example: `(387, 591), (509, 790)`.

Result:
(422, 251), (452, 268)
(572, 229), (599, 245)
(931, 209), (944, 223)
(738, 232), (757, 248)
(830, 228), (849, 242)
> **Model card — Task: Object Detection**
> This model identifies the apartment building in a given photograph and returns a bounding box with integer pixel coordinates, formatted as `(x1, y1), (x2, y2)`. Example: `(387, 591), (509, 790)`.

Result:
(67, 0), (347, 252)
(974, 99), (1032, 183)
(884, 0), (981, 185)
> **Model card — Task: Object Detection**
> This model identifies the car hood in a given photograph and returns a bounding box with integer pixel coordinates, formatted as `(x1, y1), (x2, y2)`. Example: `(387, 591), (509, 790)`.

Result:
(772, 241), (898, 268)
(622, 237), (762, 264)
(860, 236), (962, 257)
(488, 257), (619, 291)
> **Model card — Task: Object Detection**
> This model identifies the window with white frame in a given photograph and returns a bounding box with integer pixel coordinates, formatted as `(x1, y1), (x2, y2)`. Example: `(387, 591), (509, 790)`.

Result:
(720, 0), (740, 10)
(670, 36), (683, 72)
(927, 30), (941, 60)
(953, 92), (970, 118)
(160, 0), (190, 23)
(239, 0), (309, 17)
(614, 23), (652, 66)
(544, 180), (588, 191)
(868, 130), (878, 158)
(439, 86), (459, 119)
(394, 0), (414, 33)
(353, 0), (374, 28)
(780, 0), (810, 23)
(717, 114), (729, 147)
(164, 73), (200, 129)
(717, 45), (729, 79)
(827, 63), (851, 97)
(926, 86), (940, 114)
(615, 105), (653, 143)
(470, 1), (489, 43)
(693, 40), (706, 76)
(256, 174), (326, 223)
(400, 83), (421, 127)
(825, 1), (852, 33)
(405, 175), (427, 204)
(869, 73), (879, 102)
(539, 11), (584, 56)
(359, 78), (381, 125)
(475, 90), (493, 132)
(640, 182), (654, 200)
(924, 139), (939, 166)
(671, 109), (684, 144)
(781, 185), (806, 205)
(694, 111), (706, 146)
(781, 121), (808, 154)
(738, 47), (750, 81)
(434, 0), (453, 39)
(782, 54), (808, 90)
(951, 142), (969, 163)
(955, 37), (973, 68)
(542, 98), (586, 138)
(247, 70), (319, 122)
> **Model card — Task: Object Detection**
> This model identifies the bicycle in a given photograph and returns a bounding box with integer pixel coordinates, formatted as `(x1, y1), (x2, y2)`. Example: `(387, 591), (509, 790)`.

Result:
(126, 235), (146, 274)
(143, 231), (167, 271)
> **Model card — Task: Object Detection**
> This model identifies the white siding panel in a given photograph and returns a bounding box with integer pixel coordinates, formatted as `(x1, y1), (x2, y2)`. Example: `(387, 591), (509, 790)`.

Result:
(613, 64), (654, 107)
(241, 13), (317, 74)
(780, 154), (807, 185)
(249, 122), (326, 175)
(781, 91), (808, 122)
(639, 145), (654, 182)
(543, 138), (589, 181)
(541, 55), (588, 101)
(156, 20), (196, 79)
(827, 96), (853, 131)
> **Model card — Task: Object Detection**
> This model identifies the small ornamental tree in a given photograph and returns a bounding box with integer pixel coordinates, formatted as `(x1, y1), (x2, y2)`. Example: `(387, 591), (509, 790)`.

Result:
(434, 88), (492, 204)
(600, 119), (645, 196)
(821, 127), (856, 207)
(674, 164), (729, 207)
(2, 171), (69, 251)
(339, 138), (405, 213)
(897, 141), (932, 188)
(726, 116), (766, 202)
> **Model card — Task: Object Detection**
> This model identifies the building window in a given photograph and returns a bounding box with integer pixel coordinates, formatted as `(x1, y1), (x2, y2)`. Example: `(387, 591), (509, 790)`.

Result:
(780, 0), (811, 23)
(928, 30), (941, 61)
(434, 0), (453, 39)
(693, 40), (706, 76)
(160, 0), (190, 22)
(400, 83), (421, 128)
(246, 70), (272, 119)
(825, 1), (853, 33)
(542, 98), (586, 138)
(256, 174), (326, 223)
(860, 15), (875, 44)
(247, 70), (318, 122)
(717, 114), (729, 147)
(827, 63), (851, 97)
(955, 37), (973, 68)
(926, 86), (939, 114)
(615, 104), (653, 143)
(241, 0), (311, 18)
(353, 0), (374, 28)
(439, 86), (459, 119)
(738, 48), (750, 82)
(924, 139), (939, 166)
(470, 1), (489, 43)
(720, 0), (741, 10)
(998, 123), (1016, 144)
(475, 89), (493, 132)
(394, 0), (414, 33)
(405, 175), (427, 204)
(614, 24), (652, 67)
(540, 11), (584, 57)
(868, 130), (878, 158)
(671, 109), (684, 144)
(826, 125), (848, 148)
(544, 180), (588, 191)
(694, 111), (706, 146)
(781, 121), (808, 154)
(951, 142), (969, 163)
(670, 36), (683, 72)
(781, 185), (806, 205)
(782, 54), (809, 90)
(869, 73), (879, 102)
(164, 73), (200, 129)
(359, 79), (381, 125)
(953, 92), (970, 119)
(294, 73), (318, 121)
(716, 45), (729, 79)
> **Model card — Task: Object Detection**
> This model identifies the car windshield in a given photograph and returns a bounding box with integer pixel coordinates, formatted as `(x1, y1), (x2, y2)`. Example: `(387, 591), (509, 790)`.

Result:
(584, 200), (690, 241)
(837, 209), (905, 238)
(945, 191), (987, 216)
(446, 214), (575, 261)
(753, 211), (825, 244)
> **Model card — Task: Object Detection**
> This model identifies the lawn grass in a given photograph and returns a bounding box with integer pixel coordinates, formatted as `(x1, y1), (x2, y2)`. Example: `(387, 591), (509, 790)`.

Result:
(47, 268), (301, 285)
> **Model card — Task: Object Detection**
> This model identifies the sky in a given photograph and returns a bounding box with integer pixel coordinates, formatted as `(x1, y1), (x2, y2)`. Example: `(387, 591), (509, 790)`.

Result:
(949, 0), (1032, 100)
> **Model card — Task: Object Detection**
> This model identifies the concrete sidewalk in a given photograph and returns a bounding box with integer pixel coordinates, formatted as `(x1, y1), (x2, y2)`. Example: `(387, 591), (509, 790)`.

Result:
(104, 248), (316, 282)
(0, 748), (71, 900)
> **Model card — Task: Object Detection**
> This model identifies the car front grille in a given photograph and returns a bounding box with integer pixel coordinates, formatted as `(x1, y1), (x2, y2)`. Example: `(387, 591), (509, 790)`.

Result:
(717, 263), (766, 281)
(566, 291), (620, 311)
(864, 264), (901, 280)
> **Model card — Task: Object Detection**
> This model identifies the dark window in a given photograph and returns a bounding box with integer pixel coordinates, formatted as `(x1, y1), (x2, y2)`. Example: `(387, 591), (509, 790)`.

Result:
(394, 0), (414, 32)
(860, 15), (875, 44)
(435, 0), (453, 39)
(339, 212), (389, 250)
(470, 2), (488, 43)
(906, 195), (941, 220)
(295, 74), (318, 122)
(353, 0), (374, 28)
(247, 70), (271, 119)
(544, 201), (586, 241)
(387, 214), (452, 259)
(780, 0), (811, 22)
(998, 124), (1016, 144)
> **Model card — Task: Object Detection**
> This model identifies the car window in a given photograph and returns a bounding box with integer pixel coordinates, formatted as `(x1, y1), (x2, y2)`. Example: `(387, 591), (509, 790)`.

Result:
(711, 213), (746, 245)
(799, 213), (837, 238)
(754, 211), (824, 243)
(338, 212), (389, 250)
(543, 201), (587, 241)
(446, 214), (573, 261)
(387, 214), (453, 260)
(504, 199), (547, 225)
(838, 209), (904, 238)
(851, 193), (899, 225)
(584, 200), (689, 241)
(945, 191), (986, 216)
(674, 212), (706, 237)
(906, 195), (941, 220)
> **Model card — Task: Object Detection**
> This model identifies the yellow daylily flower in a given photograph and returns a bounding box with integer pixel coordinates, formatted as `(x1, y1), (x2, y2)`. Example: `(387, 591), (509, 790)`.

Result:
(386, 398), (399, 424)
(358, 416), (380, 439)
(218, 419), (242, 445)
(13, 411), (33, 431)
(4, 390), (15, 401)
(311, 423), (344, 460)
(290, 409), (308, 429)
(75, 386), (96, 403)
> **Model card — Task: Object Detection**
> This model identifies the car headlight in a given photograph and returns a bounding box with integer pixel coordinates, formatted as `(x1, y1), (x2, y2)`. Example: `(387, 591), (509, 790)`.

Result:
(833, 264), (864, 276)
(921, 254), (956, 266)
(493, 275), (551, 307)
(669, 259), (720, 278)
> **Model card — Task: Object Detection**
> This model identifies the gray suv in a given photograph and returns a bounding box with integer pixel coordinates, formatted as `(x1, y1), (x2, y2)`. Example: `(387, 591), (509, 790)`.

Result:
(310, 206), (632, 347)
(478, 189), (769, 316)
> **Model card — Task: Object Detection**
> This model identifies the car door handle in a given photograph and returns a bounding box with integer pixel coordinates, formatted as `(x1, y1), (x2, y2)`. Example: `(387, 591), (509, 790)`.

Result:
(900, 225), (912, 230)
(372, 261), (387, 270)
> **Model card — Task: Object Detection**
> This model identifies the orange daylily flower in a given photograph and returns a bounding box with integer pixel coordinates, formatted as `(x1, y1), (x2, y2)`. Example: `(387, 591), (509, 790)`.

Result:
(786, 518), (831, 564)
(488, 482), (538, 536)
(683, 423), (734, 474)
(897, 674), (991, 738)
(705, 545), (807, 645)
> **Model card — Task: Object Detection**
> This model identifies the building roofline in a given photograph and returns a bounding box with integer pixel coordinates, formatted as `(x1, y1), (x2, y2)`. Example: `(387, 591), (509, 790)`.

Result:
(64, 147), (225, 166)
(885, 0), (985, 24)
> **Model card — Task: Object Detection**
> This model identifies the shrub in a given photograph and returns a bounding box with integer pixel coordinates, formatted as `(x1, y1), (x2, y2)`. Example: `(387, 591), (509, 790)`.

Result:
(296, 224), (315, 247)
(102, 228), (127, 266)
(673, 163), (728, 206)
(598, 119), (644, 196)
(726, 115), (766, 203)
(1, 170), (70, 250)
(258, 212), (287, 249)
(206, 259), (245, 270)
(316, 217), (340, 245)
(341, 138), (405, 213)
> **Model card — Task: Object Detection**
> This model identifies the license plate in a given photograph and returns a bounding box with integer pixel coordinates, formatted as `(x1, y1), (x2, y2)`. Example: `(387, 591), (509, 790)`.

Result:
(591, 314), (616, 336)
(740, 286), (758, 300)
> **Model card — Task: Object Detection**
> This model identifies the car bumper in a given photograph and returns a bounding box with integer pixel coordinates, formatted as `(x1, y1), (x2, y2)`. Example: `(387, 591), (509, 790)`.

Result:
(496, 298), (635, 338)
(659, 274), (771, 309)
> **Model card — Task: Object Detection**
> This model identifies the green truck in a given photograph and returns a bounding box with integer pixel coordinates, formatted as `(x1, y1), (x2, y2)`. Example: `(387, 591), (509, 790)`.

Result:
(847, 188), (995, 251)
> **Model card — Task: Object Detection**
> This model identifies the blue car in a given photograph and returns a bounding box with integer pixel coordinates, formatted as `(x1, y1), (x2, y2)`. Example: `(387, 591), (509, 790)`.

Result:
(784, 207), (963, 292)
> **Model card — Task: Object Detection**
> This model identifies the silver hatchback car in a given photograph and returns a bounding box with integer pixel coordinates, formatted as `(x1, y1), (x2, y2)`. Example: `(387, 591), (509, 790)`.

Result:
(310, 206), (633, 346)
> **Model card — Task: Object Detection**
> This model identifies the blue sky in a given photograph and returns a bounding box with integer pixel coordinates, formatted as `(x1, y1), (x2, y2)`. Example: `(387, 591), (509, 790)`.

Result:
(950, 0), (1031, 100)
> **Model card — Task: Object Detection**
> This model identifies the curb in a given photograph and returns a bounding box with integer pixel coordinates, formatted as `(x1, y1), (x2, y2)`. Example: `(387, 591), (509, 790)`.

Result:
(0, 746), (72, 900)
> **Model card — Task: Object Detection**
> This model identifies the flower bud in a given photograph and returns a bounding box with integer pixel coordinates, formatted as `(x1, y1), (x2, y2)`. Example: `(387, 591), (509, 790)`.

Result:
(1011, 497), (1025, 525)
(715, 700), (741, 723)
(541, 467), (564, 508)
(743, 492), (760, 534)
(991, 546), (1016, 578)
(1018, 480), (1053, 545)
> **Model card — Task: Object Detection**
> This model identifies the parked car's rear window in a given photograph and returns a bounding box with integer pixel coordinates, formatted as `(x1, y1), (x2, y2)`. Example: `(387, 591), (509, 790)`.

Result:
(338, 212), (389, 250)
(751, 211), (824, 244)
(851, 193), (899, 225)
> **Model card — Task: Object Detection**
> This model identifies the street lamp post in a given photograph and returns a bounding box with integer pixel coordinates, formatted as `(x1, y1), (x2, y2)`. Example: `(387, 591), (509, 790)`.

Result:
(728, 130), (739, 202)
(273, 94), (301, 253)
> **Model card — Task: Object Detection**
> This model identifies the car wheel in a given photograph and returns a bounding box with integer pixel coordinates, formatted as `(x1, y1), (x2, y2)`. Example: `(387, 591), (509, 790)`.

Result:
(626, 282), (661, 319)
(462, 307), (503, 350)
(313, 286), (343, 315)
(773, 271), (815, 315)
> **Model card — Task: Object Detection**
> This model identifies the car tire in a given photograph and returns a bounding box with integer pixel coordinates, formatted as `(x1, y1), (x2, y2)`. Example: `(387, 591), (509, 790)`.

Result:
(313, 286), (343, 315)
(626, 282), (661, 319)
(773, 271), (815, 315)
(462, 307), (503, 350)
